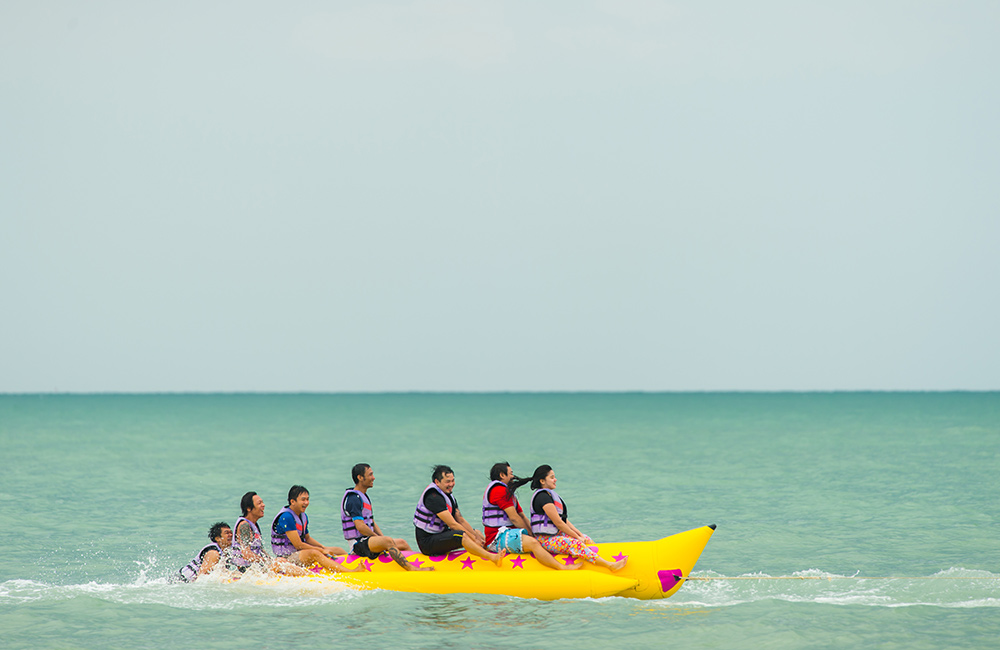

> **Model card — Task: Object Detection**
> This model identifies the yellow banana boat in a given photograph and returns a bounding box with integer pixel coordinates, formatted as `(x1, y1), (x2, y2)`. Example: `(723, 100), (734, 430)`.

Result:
(306, 524), (716, 600)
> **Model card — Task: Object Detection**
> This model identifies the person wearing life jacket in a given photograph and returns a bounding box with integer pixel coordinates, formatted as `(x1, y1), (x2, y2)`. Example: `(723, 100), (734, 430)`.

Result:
(271, 485), (356, 574)
(413, 464), (504, 565)
(230, 491), (309, 576)
(481, 462), (579, 571)
(528, 465), (627, 572)
(342, 464), (433, 571)
(176, 521), (232, 582)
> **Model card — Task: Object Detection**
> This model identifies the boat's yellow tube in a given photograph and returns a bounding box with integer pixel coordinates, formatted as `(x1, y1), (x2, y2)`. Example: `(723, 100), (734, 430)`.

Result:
(300, 524), (715, 600)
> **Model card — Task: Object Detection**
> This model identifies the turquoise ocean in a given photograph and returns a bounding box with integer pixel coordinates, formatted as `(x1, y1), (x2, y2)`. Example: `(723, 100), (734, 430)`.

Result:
(1, 393), (997, 649)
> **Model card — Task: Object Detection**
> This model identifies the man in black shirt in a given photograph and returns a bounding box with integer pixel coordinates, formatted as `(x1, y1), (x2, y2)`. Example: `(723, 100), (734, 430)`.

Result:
(413, 465), (504, 565)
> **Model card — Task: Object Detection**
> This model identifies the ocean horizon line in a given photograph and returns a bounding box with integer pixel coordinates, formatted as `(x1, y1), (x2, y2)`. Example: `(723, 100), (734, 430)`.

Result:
(2, 389), (997, 397)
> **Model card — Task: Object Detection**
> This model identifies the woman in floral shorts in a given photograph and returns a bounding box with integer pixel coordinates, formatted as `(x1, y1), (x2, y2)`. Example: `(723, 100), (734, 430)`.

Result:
(528, 465), (627, 571)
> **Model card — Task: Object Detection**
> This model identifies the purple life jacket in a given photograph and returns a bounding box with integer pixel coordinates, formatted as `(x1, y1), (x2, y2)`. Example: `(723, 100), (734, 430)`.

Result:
(341, 489), (375, 541)
(177, 542), (221, 582)
(229, 516), (265, 568)
(413, 483), (454, 534)
(270, 506), (309, 557)
(530, 488), (566, 535)
(482, 480), (514, 529)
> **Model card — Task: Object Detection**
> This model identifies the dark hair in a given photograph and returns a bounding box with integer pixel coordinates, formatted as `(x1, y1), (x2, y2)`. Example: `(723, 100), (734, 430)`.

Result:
(352, 463), (371, 485)
(432, 465), (454, 482)
(288, 485), (309, 505)
(530, 465), (554, 490)
(240, 491), (258, 516)
(489, 462), (510, 481)
(208, 521), (231, 542)
(491, 461), (531, 497)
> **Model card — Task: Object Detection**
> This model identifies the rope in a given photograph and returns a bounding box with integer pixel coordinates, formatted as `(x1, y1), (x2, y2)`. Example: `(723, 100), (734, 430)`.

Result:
(682, 575), (999, 581)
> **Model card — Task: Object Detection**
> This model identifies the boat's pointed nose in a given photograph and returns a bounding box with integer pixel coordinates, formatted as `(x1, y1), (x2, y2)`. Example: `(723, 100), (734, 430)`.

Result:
(708, 524), (717, 530)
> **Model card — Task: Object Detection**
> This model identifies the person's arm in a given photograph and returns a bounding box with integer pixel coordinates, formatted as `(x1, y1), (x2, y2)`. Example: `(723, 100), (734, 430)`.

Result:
(434, 506), (484, 544)
(492, 487), (531, 533)
(345, 493), (378, 538)
(198, 550), (221, 575)
(352, 519), (377, 537)
(237, 522), (268, 562)
(424, 492), (462, 533)
(504, 505), (532, 532)
(542, 502), (584, 540)
(287, 529), (313, 550)
(451, 508), (486, 545)
(563, 520), (587, 539)
(272, 512), (327, 553)
(434, 507), (468, 533)
(274, 512), (314, 552)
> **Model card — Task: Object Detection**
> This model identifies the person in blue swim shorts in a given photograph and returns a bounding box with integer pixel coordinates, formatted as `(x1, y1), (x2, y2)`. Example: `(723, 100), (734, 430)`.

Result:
(482, 462), (579, 571)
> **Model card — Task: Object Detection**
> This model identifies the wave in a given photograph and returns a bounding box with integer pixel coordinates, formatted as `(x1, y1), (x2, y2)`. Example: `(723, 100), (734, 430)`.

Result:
(666, 567), (1000, 609)
(4, 566), (996, 611)
(0, 566), (362, 611)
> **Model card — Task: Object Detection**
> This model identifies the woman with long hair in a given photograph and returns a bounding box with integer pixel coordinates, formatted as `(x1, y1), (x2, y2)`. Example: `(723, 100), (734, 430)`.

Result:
(528, 465), (627, 571)
(481, 461), (579, 571)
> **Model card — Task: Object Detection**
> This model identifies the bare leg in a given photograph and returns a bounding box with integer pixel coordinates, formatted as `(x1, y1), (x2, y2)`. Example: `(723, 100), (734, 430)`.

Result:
(392, 538), (412, 552)
(295, 548), (360, 572)
(591, 555), (627, 571)
(272, 558), (309, 576)
(368, 536), (433, 571)
(537, 534), (626, 571)
(461, 533), (504, 566)
(521, 536), (581, 570)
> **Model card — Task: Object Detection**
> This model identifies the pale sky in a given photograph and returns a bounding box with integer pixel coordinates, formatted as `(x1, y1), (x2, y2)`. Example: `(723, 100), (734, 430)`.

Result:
(2, 1), (998, 392)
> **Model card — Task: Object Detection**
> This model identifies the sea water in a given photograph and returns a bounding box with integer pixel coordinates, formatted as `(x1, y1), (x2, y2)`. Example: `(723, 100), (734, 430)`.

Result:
(0, 393), (997, 649)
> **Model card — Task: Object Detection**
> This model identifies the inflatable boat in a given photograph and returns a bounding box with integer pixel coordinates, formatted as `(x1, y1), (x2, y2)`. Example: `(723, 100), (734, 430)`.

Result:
(297, 524), (715, 600)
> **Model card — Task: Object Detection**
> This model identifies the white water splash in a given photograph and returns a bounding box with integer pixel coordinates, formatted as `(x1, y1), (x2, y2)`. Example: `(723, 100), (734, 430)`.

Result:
(1, 564), (362, 611)
(666, 567), (1000, 609)
(6, 564), (997, 611)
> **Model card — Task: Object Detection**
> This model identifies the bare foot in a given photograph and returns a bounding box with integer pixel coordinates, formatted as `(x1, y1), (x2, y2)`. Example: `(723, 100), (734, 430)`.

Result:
(389, 548), (435, 571)
(339, 563), (364, 573)
(610, 559), (628, 572)
(492, 550), (508, 567)
(561, 561), (583, 570)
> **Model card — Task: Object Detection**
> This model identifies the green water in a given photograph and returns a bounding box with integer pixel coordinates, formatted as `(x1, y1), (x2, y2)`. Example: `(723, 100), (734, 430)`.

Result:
(1, 393), (997, 649)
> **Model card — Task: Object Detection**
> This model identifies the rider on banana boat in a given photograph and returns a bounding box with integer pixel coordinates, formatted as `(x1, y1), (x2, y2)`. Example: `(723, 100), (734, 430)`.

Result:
(482, 461), (579, 571)
(413, 465), (504, 566)
(528, 465), (627, 571)
(176, 521), (232, 582)
(342, 463), (432, 571)
(271, 485), (357, 573)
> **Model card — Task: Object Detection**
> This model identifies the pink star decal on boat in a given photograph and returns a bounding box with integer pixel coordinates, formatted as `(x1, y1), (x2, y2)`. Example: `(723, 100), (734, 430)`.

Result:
(561, 556), (577, 566)
(460, 557), (476, 569)
(363, 560), (373, 571)
(510, 557), (526, 569)
(588, 546), (599, 554)
(613, 553), (628, 562)
(409, 559), (424, 569)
